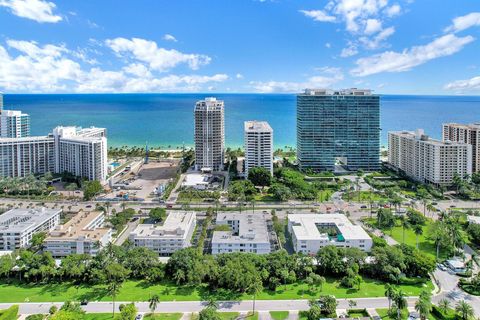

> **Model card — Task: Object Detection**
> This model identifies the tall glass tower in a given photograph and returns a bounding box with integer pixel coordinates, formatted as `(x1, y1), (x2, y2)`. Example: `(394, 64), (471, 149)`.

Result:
(297, 88), (380, 172)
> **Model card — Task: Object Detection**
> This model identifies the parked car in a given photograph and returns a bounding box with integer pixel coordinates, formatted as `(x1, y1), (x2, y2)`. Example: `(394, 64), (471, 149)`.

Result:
(360, 205), (367, 209)
(80, 300), (88, 306)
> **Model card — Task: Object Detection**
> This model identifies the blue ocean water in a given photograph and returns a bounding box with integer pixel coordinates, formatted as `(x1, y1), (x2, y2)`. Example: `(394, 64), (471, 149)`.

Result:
(3, 94), (480, 149)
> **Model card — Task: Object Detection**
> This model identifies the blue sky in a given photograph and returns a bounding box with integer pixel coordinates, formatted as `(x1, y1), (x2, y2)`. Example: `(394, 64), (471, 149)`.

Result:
(0, 0), (479, 94)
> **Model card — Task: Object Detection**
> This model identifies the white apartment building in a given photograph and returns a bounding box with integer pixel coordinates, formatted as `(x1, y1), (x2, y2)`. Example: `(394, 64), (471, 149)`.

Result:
(53, 126), (108, 182)
(194, 97), (225, 171)
(0, 110), (30, 138)
(288, 213), (372, 254)
(129, 211), (196, 256)
(211, 212), (271, 254)
(44, 211), (112, 257)
(388, 129), (472, 186)
(0, 136), (55, 177)
(0, 208), (61, 251)
(443, 123), (480, 173)
(244, 121), (273, 177)
(0, 126), (108, 182)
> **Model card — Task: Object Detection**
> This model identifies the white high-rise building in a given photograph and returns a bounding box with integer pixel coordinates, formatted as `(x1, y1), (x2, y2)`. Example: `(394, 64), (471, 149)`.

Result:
(443, 123), (480, 173)
(194, 97), (225, 171)
(53, 126), (108, 183)
(244, 121), (273, 177)
(388, 129), (472, 186)
(0, 136), (55, 177)
(0, 93), (30, 138)
(0, 126), (107, 182)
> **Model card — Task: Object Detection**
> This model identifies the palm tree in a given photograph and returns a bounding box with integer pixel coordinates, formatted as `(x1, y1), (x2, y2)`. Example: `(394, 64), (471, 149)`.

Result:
(438, 299), (450, 315)
(149, 294), (160, 317)
(384, 284), (395, 311)
(393, 290), (407, 320)
(107, 281), (121, 318)
(415, 291), (431, 320)
(248, 280), (263, 316)
(426, 203), (436, 217)
(455, 300), (474, 320)
(399, 216), (410, 244)
(413, 224), (423, 249)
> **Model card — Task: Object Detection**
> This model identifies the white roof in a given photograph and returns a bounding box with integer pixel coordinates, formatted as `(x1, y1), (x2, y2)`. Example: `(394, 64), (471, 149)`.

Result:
(130, 211), (196, 239)
(467, 215), (480, 224)
(183, 173), (210, 186)
(288, 213), (371, 241)
(212, 212), (270, 244)
(244, 121), (273, 133)
(0, 208), (61, 233)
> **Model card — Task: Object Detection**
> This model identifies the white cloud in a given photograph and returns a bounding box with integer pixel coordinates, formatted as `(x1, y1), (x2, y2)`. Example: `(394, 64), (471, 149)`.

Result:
(235, 73), (244, 79)
(385, 4), (401, 17)
(250, 68), (343, 93)
(0, 0), (62, 23)
(364, 19), (382, 35)
(0, 39), (229, 93)
(340, 44), (358, 57)
(123, 63), (152, 78)
(163, 34), (178, 42)
(359, 26), (395, 49)
(445, 12), (480, 33)
(299, 9), (336, 22)
(351, 34), (474, 76)
(301, 0), (402, 52)
(106, 37), (211, 72)
(325, 42), (332, 48)
(444, 75), (480, 92)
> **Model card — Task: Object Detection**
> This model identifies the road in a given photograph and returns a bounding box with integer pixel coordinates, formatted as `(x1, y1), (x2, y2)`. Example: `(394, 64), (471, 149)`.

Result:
(433, 267), (480, 316)
(0, 297), (419, 315)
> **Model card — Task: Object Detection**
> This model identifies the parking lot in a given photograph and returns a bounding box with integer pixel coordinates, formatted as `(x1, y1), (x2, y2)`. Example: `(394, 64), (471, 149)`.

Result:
(104, 160), (180, 202)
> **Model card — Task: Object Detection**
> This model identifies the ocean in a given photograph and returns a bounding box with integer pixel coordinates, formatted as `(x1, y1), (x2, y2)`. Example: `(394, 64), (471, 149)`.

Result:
(3, 94), (480, 149)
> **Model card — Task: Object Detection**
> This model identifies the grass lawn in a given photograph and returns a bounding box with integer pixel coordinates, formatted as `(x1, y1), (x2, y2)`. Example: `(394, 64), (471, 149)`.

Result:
(83, 314), (116, 320)
(0, 276), (432, 303)
(143, 313), (183, 320)
(376, 308), (408, 319)
(342, 191), (387, 202)
(364, 217), (447, 260)
(317, 189), (333, 202)
(269, 311), (289, 320)
(218, 312), (240, 320)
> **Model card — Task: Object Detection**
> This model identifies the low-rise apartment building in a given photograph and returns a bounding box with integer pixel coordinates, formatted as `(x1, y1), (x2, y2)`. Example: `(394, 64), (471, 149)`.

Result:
(44, 211), (112, 257)
(288, 213), (372, 254)
(129, 211), (196, 256)
(388, 129), (472, 186)
(211, 212), (271, 254)
(0, 208), (61, 251)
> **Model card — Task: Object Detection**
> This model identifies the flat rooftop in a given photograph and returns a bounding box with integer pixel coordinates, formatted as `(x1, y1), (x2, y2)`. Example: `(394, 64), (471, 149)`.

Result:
(244, 121), (273, 133)
(302, 88), (373, 96)
(130, 211), (196, 239)
(183, 173), (210, 186)
(390, 130), (469, 147)
(288, 213), (371, 241)
(212, 212), (270, 244)
(0, 208), (61, 233)
(46, 211), (110, 242)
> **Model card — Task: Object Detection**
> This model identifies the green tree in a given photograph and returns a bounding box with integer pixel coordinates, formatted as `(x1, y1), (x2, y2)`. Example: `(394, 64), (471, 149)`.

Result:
(149, 294), (160, 316)
(384, 284), (396, 311)
(119, 303), (137, 320)
(455, 300), (474, 320)
(393, 290), (407, 320)
(413, 224), (423, 249)
(149, 207), (166, 223)
(199, 306), (221, 320)
(83, 180), (103, 200)
(248, 167), (272, 187)
(414, 291), (432, 320)
(438, 299), (450, 315)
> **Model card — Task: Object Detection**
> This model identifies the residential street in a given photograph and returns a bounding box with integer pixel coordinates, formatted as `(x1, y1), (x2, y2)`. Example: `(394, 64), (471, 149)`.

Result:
(0, 297), (419, 315)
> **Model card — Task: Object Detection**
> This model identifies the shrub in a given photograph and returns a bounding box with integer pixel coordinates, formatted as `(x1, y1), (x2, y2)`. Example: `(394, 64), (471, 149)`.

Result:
(0, 305), (19, 320)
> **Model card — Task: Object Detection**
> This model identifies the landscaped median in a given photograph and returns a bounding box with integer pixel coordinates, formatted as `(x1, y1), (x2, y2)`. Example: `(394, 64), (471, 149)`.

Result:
(0, 278), (432, 304)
